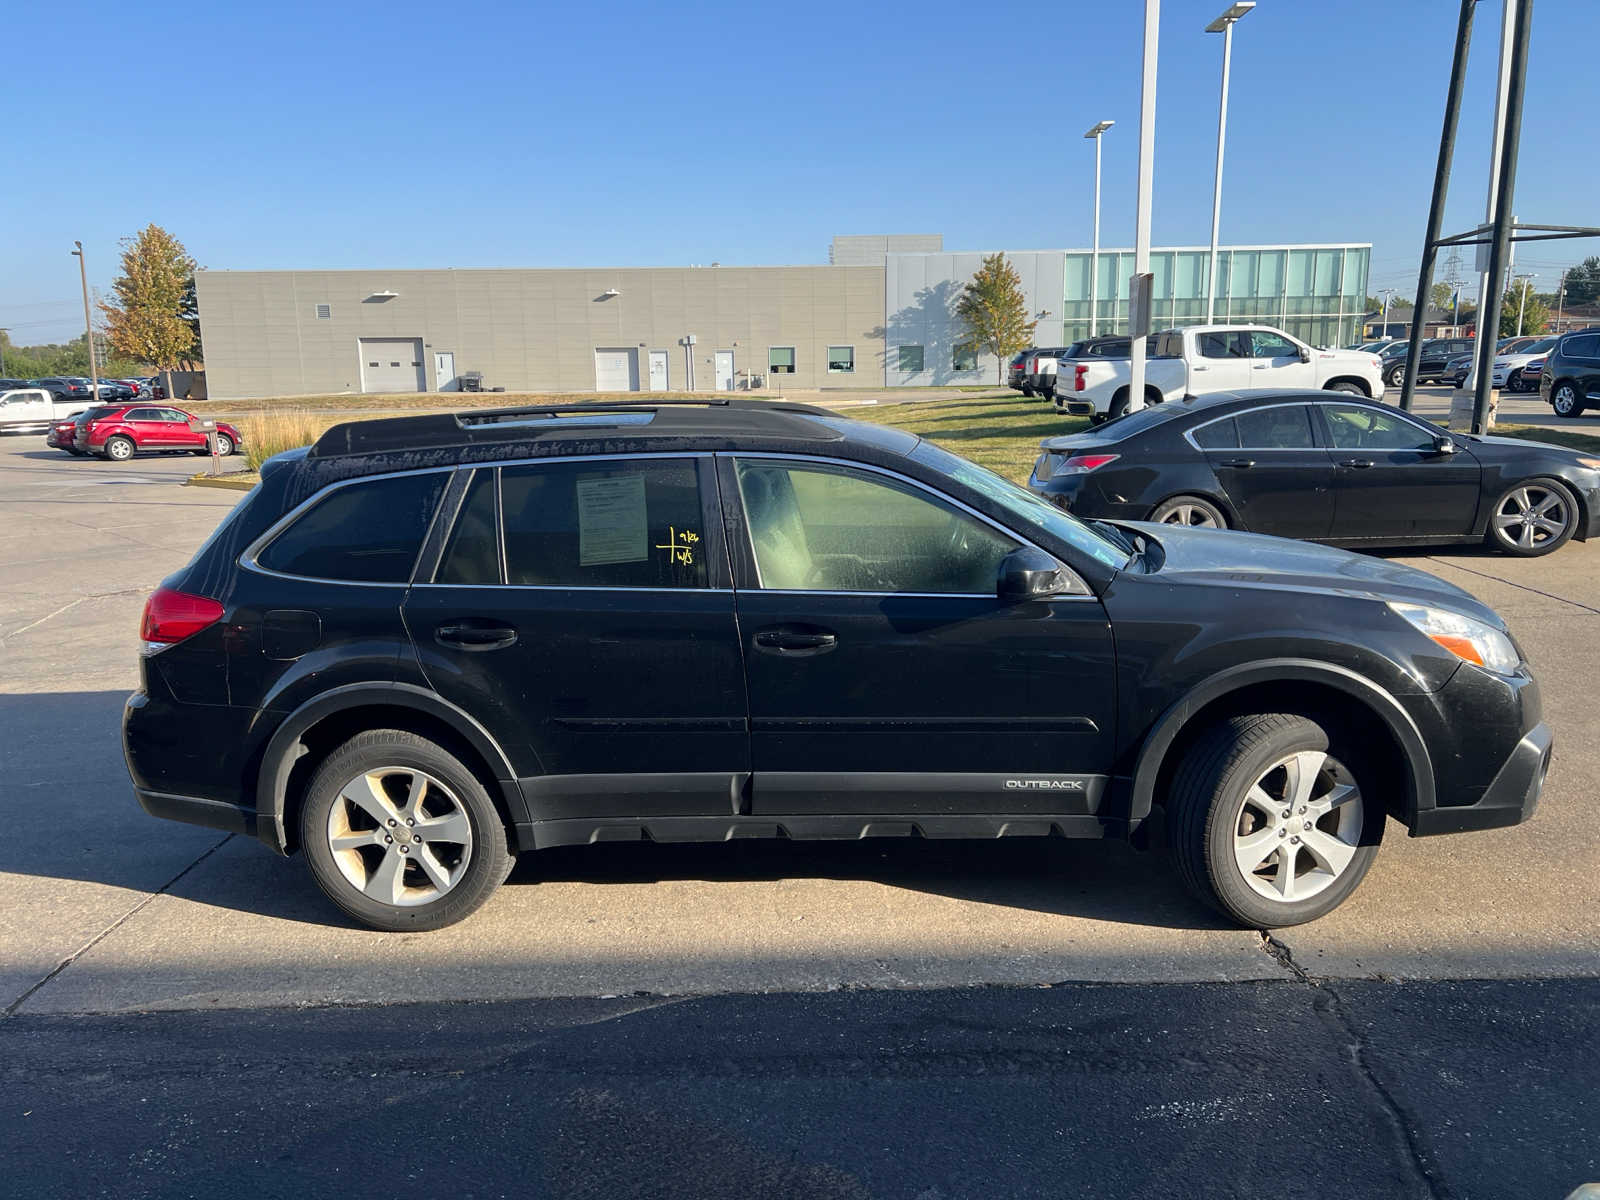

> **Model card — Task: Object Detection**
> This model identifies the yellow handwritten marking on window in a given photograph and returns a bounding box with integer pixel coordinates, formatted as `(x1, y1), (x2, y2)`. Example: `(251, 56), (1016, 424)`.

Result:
(655, 526), (700, 566)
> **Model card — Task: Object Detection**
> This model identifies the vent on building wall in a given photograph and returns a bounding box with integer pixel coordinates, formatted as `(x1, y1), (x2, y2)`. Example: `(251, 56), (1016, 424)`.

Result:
(314, 303), (332, 320)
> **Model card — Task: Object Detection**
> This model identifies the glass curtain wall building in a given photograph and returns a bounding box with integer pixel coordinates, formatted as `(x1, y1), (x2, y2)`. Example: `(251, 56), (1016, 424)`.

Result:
(1061, 244), (1370, 348)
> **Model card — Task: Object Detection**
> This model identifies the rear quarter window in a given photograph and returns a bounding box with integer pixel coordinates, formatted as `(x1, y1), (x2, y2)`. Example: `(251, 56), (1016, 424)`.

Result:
(257, 471), (448, 583)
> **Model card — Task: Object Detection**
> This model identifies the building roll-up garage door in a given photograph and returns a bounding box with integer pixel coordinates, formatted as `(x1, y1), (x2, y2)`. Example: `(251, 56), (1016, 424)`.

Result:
(359, 338), (426, 393)
(594, 348), (638, 392)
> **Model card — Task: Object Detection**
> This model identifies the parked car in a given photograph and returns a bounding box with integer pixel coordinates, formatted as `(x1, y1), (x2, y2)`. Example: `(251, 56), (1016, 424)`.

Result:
(74, 404), (241, 460)
(1540, 329), (1600, 418)
(1005, 352), (1032, 392)
(142, 376), (167, 401)
(0, 387), (92, 434)
(1062, 325), (1384, 421)
(1453, 338), (1561, 390)
(1514, 355), (1549, 392)
(0, 377), (32, 391)
(1383, 337), (1475, 388)
(33, 376), (94, 401)
(1378, 341), (1411, 363)
(1020, 348), (1068, 399)
(1046, 337), (1132, 410)
(1025, 338), (1132, 401)
(46, 415), (89, 454)
(1029, 390), (1600, 557)
(125, 399), (1550, 933)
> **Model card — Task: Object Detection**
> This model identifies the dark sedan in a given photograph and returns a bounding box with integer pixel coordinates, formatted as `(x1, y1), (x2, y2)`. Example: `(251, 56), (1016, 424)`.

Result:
(1028, 391), (1600, 557)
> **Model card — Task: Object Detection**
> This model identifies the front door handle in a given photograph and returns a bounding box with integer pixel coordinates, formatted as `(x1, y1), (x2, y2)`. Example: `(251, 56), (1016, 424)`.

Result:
(754, 626), (838, 654)
(1338, 459), (1375, 469)
(1218, 458), (1256, 469)
(435, 621), (518, 651)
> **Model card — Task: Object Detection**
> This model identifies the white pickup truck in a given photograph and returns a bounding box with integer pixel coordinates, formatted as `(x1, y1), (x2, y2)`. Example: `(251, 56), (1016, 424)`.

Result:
(0, 388), (92, 434)
(1054, 325), (1386, 421)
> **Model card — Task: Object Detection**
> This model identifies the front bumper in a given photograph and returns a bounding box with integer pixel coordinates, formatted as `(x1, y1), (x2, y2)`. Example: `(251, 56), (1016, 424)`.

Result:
(1411, 723), (1551, 835)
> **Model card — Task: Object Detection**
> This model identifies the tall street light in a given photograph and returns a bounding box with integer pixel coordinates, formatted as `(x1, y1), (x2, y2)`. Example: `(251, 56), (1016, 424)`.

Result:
(1513, 272), (1536, 336)
(1084, 120), (1114, 338)
(71, 241), (100, 401)
(1204, 1), (1256, 325)
(1376, 287), (1396, 338)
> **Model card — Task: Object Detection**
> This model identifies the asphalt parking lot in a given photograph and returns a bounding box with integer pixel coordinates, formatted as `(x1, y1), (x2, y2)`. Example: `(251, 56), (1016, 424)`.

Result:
(1, 409), (1596, 1196)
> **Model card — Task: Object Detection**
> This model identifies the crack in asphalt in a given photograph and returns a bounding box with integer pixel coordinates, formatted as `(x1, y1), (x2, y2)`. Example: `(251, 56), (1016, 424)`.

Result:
(1424, 556), (1600, 615)
(1, 832), (234, 1018)
(1260, 932), (1452, 1200)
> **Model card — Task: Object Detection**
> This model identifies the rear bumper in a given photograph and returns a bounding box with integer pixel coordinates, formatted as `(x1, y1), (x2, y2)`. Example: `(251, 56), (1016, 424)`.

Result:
(135, 787), (257, 837)
(1411, 723), (1551, 836)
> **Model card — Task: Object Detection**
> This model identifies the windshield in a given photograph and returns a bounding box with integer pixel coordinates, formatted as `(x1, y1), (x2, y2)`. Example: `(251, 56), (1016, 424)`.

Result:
(908, 440), (1130, 569)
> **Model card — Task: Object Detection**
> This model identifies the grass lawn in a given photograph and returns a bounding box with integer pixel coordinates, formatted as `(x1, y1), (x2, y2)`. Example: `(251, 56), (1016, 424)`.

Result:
(1491, 423), (1600, 455)
(852, 393), (1085, 481)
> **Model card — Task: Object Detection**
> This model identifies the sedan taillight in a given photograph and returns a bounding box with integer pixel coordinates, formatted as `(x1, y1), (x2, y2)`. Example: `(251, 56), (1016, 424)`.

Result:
(140, 586), (224, 653)
(1055, 453), (1120, 475)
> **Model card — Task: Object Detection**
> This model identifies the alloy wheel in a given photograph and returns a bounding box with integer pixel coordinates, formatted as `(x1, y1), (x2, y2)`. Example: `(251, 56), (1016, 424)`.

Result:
(326, 767), (474, 906)
(1552, 385), (1579, 416)
(1493, 485), (1569, 551)
(1160, 504), (1220, 528)
(1232, 749), (1363, 904)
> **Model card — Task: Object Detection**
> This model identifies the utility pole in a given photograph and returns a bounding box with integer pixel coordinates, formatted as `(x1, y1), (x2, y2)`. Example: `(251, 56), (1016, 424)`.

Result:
(1513, 272), (1536, 336)
(71, 241), (100, 403)
(1555, 268), (1568, 331)
(1128, 0), (1159, 413)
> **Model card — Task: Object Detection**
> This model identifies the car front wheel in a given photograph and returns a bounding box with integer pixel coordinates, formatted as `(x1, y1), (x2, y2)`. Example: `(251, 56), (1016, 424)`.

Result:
(1486, 478), (1579, 556)
(1168, 713), (1383, 928)
(1384, 364), (1405, 388)
(1551, 382), (1585, 418)
(300, 729), (513, 931)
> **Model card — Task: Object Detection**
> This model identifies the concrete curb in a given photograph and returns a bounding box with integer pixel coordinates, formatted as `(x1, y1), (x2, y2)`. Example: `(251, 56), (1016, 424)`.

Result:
(184, 473), (256, 491)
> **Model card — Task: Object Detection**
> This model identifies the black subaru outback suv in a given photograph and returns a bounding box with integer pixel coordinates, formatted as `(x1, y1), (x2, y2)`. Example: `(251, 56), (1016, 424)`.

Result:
(125, 400), (1551, 932)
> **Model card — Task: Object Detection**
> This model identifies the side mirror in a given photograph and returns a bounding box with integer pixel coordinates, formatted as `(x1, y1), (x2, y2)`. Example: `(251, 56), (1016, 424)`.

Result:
(1297, 345), (1312, 363)
(1433, 434), (1457, 455)
(997, 546), (1070, 603)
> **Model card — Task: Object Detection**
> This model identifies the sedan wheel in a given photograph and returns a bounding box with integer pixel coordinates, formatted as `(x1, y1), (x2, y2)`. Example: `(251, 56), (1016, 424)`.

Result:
(1150, 495), (1226, 529)
(1551, 383), (1584, 418)
(1487, 480), (1578, 557)
(1169, 713), (1382, 927)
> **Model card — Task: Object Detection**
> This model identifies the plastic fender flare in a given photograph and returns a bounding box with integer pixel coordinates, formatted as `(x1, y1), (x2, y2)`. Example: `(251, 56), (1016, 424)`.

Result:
(253, 681), (524, 853)
(1127, 658), (1435, 827)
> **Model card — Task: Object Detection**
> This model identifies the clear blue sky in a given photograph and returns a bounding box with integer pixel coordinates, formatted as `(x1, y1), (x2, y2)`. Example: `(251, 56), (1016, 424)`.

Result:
(5, 0), (1596, 344)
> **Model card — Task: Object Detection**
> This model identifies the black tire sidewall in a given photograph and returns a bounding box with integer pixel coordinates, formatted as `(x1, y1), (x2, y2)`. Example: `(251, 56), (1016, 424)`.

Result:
(1487, 477), (1580, 557)
(299, 731), (511, 931)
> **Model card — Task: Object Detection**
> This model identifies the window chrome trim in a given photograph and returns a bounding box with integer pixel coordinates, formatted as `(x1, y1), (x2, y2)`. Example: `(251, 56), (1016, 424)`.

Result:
(721, 451), (1096, 601)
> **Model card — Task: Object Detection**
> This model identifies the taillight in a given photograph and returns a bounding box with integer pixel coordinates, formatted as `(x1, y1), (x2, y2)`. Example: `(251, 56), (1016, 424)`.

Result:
(1074, 364), (1088, 391)
(140, 586), (223, 653)
(1056, 453), (1120, 475)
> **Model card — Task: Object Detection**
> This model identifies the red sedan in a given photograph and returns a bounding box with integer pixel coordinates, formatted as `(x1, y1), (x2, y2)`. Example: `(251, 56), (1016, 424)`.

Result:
(46, 417), (86, 455)
(75, 404), (242, 462)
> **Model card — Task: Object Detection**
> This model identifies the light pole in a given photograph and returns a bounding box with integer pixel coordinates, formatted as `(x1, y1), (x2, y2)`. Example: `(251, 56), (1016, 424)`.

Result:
(71, 241), (100, 401)
(1127, 0), (1159, 413)
(1376, 287), (1396, 339)
(1555, 268), (1567, 332)
(1084, 120), (1114, 338)
(1513, 272), (1535, 336)
(1204, 1), (1256, 325)
(0, 327), (8, 375)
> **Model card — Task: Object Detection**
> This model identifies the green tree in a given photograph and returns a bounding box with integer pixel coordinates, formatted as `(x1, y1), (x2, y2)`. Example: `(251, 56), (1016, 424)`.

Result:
(1500, 283), (1550, 337)
(1563, 256), (1600, 307)
(178, 275), (203, 370)
(954, 253), (1036, 384)
(98, 224), (197, 397)
(1430, 282), (1458, 312)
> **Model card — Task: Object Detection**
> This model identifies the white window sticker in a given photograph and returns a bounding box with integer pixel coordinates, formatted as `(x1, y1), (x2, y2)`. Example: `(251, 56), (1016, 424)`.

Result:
(576, 474), (648, 566)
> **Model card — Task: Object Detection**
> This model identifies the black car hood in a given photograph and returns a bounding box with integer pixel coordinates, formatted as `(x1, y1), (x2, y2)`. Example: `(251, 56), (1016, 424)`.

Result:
(1123, 522), (1503, 626)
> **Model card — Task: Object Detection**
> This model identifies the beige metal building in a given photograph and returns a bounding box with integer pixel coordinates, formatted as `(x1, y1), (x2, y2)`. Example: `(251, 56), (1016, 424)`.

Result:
(196, 263), (888, 401)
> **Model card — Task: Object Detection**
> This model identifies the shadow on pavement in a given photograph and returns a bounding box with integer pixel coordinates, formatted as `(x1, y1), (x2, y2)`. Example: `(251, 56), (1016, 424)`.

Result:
(0, 690), (1227, 933)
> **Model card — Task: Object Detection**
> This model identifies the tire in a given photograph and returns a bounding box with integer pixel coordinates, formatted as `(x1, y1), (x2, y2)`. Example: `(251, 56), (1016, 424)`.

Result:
(1485, 478), (1579, 557)
(103, 435), (135, 462)
(1550, 381), (1585, 418)
(215, 433), (234, 456)
(1324, 381), (1365, 396)
(299, 729), (513, 932)
(1088, 413), (1109, 427)
(66, 448), (85, 457)
(1021, 384), (1035, 398)
(1107, 389), (1130, 420)
(1149, 494), (1228, 529)
(1384, 364), (1405, 388)
(1168, 713), (1384, 928)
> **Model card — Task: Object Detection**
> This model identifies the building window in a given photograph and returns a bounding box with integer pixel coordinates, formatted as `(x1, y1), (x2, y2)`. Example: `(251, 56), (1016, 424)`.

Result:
(898, 345), (925, 372)
(769, 347), (796, 374)
(952, 347), (978, 372)
(314, 303), (332, 320)
(826, 346), (854, 373)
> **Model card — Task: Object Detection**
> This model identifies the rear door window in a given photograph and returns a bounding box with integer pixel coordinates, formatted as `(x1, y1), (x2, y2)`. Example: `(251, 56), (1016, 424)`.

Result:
(257, 471), (449, 583)
(1235, 406), (1316, 449)
(1192, 418), (1239, 449)
(1564, 335), (1599, 359)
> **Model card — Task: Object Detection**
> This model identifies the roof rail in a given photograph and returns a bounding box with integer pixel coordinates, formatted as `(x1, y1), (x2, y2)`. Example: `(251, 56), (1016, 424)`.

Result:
(307, 396), (843, 459)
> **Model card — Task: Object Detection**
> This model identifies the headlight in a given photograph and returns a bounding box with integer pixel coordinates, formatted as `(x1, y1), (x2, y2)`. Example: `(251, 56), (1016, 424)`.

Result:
(1388, 602), (1520, 675)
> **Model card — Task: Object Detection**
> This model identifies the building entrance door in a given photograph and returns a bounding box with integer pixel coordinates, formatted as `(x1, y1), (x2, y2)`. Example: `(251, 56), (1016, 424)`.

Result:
(714, 351), (734, 391)
(434, 351), (456, 391)
(648, 350), (669, 391)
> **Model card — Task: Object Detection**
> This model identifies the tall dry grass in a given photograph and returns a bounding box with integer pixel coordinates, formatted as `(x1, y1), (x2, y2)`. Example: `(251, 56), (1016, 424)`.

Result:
(237, 410), (334, 471)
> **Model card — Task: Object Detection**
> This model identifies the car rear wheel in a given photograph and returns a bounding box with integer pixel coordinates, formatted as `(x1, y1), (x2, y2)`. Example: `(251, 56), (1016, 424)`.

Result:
(1021, 384), (1035, 398)
(1168, 713), (1383, 928)
(1324, 381), (1366, 396)
(1150, 495), (1227, 529)
(1486, 478), (1579, 557)
(1551, 382), (1584, 418)
(300, 729), (513, 932)
(102, 435), (135, 462)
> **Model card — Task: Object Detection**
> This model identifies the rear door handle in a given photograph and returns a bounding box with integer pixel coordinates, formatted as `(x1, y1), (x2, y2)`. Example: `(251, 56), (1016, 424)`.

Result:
(1338, 459), (1375, 469)
(1218, 459), (1255, 469)
(435, 621), (518, 651)
(754, 627), (838, 654)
